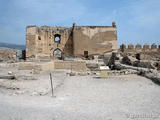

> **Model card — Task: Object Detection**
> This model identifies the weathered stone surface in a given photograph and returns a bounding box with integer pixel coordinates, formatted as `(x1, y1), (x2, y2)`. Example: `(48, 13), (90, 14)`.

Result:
(0, 75), (15, 79)
(151, 44), (157, 48)
(128, 44), (134, 49)
(120, 44), (126, 52)
(141, 71), (160, 85)
(26, 23), (118, 60)
(107, 52), (119, 70)
(16, 75), (37, 80)
(73, 25), (117, 57)
(157, 62), (160, 70)
(19, 62), (35, 70)
(135, 44), (142, 49)
(18, 62), (54, 73)
(143, 44), (150, 50)
(137, 53), (160, 61)
(114, 62), (153, 72)
(107, 69), (138, 76)
(103, 56), (111, 66)
(54, 61), (86, 72)
(119, 44), (159, 53)
(152, 62), (160, 70)
(121, 56), (132, 65)
(19, 61), (86, 72)
(135, 61), (155, 69)
(0, 47), (21, 62)
(139, 54), (151, 60)
(86, 63), (99, 71)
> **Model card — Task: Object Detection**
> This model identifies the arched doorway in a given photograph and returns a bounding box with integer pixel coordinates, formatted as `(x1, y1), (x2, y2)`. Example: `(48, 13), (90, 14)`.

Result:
(53, 48), (62, 59)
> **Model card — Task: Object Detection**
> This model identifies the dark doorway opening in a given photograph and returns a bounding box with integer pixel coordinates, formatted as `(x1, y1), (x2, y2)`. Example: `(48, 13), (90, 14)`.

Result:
(84, 51), (88, 58)
(38, 36), (41, 40)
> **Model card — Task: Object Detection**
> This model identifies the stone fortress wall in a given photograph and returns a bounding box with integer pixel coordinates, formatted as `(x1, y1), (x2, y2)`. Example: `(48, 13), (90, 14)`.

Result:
(26, 22), (117, 60)
(120, 44), (160, 53)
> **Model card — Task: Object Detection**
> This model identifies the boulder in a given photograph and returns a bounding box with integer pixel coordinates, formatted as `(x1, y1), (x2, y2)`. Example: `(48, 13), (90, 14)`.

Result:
(121, 56), (132, 65)
(86, 63), (99, 71)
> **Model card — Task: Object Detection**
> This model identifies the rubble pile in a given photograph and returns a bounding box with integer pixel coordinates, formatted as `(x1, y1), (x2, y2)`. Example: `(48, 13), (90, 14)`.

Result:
(103, 50), (160, 84)
(107, 69), (138, 76)
(106, 51), (160, 70)
(0, 47), (22, 62)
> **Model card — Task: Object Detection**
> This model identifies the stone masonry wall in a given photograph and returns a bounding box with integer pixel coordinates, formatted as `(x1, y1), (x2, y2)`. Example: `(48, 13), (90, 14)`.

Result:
(73, 22), (117, 57)
(26, 26), (73, 60)
(120, 44), (160, 53)
(26, 22), (118, 60)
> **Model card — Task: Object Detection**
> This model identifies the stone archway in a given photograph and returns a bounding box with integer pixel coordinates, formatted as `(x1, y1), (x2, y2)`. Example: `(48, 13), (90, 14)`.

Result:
(53, 48), (62, 58)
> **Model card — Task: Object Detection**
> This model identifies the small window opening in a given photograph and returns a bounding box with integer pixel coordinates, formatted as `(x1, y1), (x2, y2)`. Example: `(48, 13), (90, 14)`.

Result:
(38, 36), (41, 40)
(54, 34), (61, 43)
(55, 36), (60, 41)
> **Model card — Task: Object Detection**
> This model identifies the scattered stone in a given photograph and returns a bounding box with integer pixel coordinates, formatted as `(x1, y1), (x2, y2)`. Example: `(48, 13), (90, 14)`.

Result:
(31, 92), (39, 96)
(86, 63), (98, 71)
(0, 47), (22, 62)
(16, 75), (37, 80)
(8, 71), (13, 75)
(0, 75), (15, 80)
(39, 89), (49, 96)
(6, 85), (20, 90)
(69, 72), (76, 76)
(77, 72), (87, 76)
(121, 56), (132, 65)
(15, 91), (25, 94)
(134, 61), (155, 69)
(143, 72), (160, 85)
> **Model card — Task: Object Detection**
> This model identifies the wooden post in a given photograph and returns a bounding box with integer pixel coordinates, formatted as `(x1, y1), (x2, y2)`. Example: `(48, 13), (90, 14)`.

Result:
(50, 73), (54, 97)
(71, 64), (72, 74)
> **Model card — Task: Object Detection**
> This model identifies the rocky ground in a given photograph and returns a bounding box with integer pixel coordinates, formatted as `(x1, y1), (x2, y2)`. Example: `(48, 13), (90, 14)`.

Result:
(0, 47), (22, 62)
(0, 73), (160, 120)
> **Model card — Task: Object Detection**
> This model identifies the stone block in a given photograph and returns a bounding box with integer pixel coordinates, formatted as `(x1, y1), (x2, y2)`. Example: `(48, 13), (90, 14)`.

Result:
(54, 61), (86, 72)
(19, 62), (35, 70)
(128, 44), (134, 49)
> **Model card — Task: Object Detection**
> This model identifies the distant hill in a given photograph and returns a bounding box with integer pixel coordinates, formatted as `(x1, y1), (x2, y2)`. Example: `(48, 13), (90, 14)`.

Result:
(0, 42), (25, 50)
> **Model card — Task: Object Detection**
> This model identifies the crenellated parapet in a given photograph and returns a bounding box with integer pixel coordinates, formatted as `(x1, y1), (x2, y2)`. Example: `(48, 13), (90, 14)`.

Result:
(151, 44), (157, 52)
(120, 43), (160, 53)
(143, 44), (150, 52)
(120, 44), (126, 52)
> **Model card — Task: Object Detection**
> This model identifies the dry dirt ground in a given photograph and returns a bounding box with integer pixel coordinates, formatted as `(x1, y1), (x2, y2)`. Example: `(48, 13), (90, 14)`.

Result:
(0, 74), (160, 120)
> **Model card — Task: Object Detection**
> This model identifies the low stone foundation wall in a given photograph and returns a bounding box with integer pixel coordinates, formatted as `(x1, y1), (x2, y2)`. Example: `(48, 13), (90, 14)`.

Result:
(18, 61), (86, 73)
(0, 63), (19, 68)
(19, 62), (36, 70)
(54, 61), (86, 72)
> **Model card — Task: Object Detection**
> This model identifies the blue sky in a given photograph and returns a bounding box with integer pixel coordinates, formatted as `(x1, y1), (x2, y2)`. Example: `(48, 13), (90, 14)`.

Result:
(0, 0), (160, 46)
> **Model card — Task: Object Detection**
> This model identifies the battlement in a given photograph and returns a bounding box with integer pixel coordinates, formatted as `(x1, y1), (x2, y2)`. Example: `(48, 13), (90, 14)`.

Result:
(120, 44), (160, 53)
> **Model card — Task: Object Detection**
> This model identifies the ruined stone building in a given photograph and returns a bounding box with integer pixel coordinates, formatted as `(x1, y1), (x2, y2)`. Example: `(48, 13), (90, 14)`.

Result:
(26, 22), (117, 60)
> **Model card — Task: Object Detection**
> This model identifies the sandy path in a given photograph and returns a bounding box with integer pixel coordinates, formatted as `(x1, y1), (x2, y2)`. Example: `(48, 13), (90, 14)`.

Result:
(0, 75), (160, 120)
